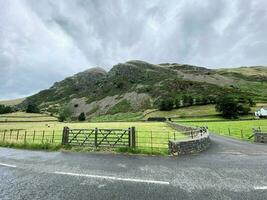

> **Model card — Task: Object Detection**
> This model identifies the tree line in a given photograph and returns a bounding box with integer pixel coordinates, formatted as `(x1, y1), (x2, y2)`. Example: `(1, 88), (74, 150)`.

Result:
(159, 95), (216, 111)
(159, 95), (255, 119)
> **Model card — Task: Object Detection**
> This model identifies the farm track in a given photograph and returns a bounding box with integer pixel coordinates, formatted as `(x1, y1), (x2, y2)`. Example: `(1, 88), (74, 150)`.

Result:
(0, 134), (267, 199)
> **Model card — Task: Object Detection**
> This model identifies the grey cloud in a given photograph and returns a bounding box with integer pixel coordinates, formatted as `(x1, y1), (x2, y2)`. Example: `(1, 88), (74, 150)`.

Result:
(0, 0), (267, 99)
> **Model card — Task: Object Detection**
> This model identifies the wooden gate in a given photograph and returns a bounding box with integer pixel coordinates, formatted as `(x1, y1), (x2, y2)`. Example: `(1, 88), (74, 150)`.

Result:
(62, 127), (136, 148)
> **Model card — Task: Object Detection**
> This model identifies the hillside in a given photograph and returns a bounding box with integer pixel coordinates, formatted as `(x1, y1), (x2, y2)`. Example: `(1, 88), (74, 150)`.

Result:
(23, 61), (267, 119)
(0, 98), (25, 106)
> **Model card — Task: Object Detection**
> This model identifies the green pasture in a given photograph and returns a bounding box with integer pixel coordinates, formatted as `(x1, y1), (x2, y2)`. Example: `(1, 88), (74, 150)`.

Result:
(178, 119), (267, 140)
(0, 119), (186, 153)
(144, 103), (267, 120)
(0, 112), (57, 122)
(144, 105), (219, 119)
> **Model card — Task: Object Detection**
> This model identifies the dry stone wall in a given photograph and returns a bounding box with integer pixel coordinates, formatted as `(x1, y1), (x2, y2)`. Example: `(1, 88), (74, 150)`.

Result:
(167, 121), (211, 155)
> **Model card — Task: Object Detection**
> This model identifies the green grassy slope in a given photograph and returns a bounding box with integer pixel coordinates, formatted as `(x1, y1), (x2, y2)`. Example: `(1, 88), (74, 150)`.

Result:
(0, 98), (25, 106)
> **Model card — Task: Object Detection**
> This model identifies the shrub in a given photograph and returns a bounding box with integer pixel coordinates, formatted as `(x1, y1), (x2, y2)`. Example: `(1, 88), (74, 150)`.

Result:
(78, 112), (86, 121)
(248, 98), (256, 107)
(215, 96), (239, 118)
(58, 114), (65, 122)
(182, 95), (193, 106)
(159, 98), (174, 111)
(215, 95), (251, 119)
(58, 104), (72, 122)
(174, 98), (182, 108)
(26, 104), (40, 113)
(0, 104), (14, 114)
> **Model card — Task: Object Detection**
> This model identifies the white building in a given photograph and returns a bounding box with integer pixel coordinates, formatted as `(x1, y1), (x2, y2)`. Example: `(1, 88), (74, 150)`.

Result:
(255, 108), (267, 118)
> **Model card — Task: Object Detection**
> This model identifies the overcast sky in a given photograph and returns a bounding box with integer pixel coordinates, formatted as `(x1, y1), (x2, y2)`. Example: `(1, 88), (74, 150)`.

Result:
(1, 0), (267, 100)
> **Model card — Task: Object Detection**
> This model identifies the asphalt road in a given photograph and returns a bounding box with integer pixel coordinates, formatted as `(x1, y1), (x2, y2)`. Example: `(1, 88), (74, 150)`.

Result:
(0, 134), (267, 200)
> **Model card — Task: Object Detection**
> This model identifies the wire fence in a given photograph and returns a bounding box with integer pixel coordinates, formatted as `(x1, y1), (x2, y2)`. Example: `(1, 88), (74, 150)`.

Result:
(0, 128), (190, 154)
(135, 130), (195, 154)
(0, 129), (62, 144)
(208, 126), (267, 141)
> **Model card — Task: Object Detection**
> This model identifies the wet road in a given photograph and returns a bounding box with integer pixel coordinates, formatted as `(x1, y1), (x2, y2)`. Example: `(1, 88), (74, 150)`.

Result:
(0, 134), (267, 200)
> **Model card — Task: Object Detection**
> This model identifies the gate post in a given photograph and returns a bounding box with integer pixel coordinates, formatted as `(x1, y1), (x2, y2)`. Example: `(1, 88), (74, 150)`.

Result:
(131, 127), (136, 148)
(128, 128), (131, 147)
(94, 128), (98, 148)
(62, 127), (69, 145)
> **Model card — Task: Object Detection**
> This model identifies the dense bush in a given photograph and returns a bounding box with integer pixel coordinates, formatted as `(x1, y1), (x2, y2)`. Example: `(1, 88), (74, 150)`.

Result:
(182, 95), (193, 107)
(174, 98), (182, 108)
(26, 104), (40, 113)
(159, 98), (174, 111)
(0, 104), (14, 114)
(78, 112), (86, 121)
(215, 95), (251, 118)
(58, 105), (72, 122)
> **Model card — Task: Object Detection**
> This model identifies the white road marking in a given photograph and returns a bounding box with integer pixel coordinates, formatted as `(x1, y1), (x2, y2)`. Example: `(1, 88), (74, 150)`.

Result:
(0, 162), (17, 168)
(54, 171), (170, 185)
(254, 186), (267, 190)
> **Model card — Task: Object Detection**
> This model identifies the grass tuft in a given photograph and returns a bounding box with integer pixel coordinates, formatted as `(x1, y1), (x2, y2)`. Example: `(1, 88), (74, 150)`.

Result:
(0, 141), (61, 151)
(115, 147), (168, 156)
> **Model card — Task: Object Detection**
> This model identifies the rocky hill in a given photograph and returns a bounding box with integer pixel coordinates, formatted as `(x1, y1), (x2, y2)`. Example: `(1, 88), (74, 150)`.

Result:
(23, 60), (267, 118)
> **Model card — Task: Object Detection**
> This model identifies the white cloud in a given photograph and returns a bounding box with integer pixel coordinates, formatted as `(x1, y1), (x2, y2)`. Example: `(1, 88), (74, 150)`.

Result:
(0, 0), (267, 99)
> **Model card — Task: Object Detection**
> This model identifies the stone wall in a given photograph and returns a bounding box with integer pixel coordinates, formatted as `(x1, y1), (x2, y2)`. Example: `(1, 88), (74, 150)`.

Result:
(253, 129), (267, 143)
(166, 121), (195, 132)
(169, 134), (211, 155)
(166, 121), (207, 138)
(167, 121), (211, 155)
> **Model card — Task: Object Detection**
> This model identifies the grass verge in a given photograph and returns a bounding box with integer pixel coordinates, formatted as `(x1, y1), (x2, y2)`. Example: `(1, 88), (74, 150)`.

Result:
(115, 147), (168, 156)
(0, 141), (61, 151)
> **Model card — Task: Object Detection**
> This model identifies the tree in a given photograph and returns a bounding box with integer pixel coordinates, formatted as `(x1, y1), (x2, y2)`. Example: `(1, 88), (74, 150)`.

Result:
(159, 98), (174, 111)
(215, 96), (239, 118)
(174, 97), (182, 108)
(58, 105), (72, 122)
(195, 97), (203, 105)
(26, 104), (40, 113)
(0, 105), (13, 114)
(78, 112), (86, 121)
(215, 95), (251, 118)
(182, 95), (193, 107)
(248, 98), (256, 107)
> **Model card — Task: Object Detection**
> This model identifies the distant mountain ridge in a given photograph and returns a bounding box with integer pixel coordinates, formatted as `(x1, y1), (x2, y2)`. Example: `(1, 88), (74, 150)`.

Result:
(23, 60), (267, 118)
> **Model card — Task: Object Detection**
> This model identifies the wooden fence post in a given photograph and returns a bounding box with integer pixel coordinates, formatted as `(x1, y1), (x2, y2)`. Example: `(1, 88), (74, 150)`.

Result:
(228, 128), (231, 136)
(42, 131), (45, 143)
(131, 127), (136, 148)
(24, 131), (27, 143)
(3, 130), (6, 141)
(128, 127), (131, 147)
(61, 127), (69, 145)
(94, 128), (98, 148)
(33, 130), (36, 143)
(16, 130), (19, 141)
(52, 130), (55, 143)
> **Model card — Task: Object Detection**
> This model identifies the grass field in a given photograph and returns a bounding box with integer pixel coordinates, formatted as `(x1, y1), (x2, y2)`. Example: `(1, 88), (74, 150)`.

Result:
(144, 103), (267, 119)
(90, 112), (144, 122)
(177, 119), (267, 140)
(0, 112), (186, 154)
(1, 101), (267, 152)
(144, 105), (219, 119)
(0, 112), (58, 122)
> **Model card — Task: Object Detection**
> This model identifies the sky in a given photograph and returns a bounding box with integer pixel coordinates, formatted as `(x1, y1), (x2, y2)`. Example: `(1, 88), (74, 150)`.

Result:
(1, 0), (267, 100)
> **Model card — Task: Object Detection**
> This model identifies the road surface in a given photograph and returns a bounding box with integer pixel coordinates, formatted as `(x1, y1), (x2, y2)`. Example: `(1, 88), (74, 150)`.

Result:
(0, 134), (267, 200)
